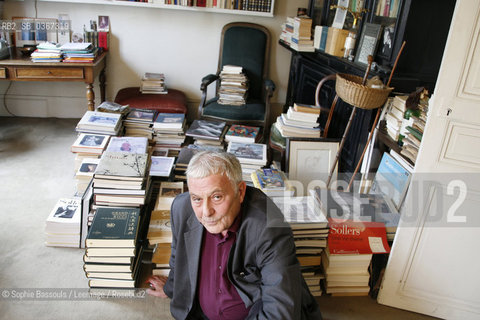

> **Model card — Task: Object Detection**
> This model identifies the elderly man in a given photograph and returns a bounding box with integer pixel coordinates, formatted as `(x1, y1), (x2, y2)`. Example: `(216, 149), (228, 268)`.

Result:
(147, 151), (321, 319)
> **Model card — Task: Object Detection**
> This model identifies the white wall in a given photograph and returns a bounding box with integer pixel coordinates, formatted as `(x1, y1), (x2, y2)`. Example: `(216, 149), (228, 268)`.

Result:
(0, 0), (309, 119)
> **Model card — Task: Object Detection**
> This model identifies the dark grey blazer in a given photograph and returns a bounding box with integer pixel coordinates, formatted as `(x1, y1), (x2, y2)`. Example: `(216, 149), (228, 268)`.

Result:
(163, 186), (322, 320)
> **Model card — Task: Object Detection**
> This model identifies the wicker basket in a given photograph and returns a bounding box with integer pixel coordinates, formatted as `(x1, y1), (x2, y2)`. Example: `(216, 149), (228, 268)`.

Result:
(335, 73), (393, 110)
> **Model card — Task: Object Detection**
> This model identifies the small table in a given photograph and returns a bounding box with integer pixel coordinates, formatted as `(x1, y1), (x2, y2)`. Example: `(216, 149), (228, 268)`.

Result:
(0, 50), (107, 111)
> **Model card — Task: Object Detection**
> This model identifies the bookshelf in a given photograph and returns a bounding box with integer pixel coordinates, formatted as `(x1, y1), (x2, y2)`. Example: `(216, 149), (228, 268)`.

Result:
(37, 0), (275, 17)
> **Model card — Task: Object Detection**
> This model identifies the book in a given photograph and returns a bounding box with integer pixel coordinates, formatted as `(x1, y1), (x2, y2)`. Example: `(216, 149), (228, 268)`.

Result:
(293, 103), (322, 115)
(45, 198), (82, 247)
(105, 137), (148, 154)
(159, 181), (184, 197)
(370, 152), (412, 210)
(325, 27), (349, 57)
(226, 142), (267, 166)
(271, 196), (328, 230)
(86, 207), (141, 248)
(126, 108), (157, 123)
(76, 111), (122, 135)
(224, 124), (260, 144)
(96, 101), (129, 115)
(153, 113), (185, 130)
(186, 119), (227, 141)
(149, 156), (175, 177)
(95, 152), (148, 181)
(250, 168), (295, 197)
(71, 133), (110, 154)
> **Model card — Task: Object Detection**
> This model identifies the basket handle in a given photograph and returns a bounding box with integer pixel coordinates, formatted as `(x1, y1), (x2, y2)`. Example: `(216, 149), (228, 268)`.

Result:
(315, 74), (336, 108)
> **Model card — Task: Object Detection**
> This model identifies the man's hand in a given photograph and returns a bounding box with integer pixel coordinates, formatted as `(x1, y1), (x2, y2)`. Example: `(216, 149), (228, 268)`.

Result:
(146, 275), (168, 298)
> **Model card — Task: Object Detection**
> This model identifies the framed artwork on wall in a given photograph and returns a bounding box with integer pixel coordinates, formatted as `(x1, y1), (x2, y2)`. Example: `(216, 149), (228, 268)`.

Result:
(286, 138), (339, 196)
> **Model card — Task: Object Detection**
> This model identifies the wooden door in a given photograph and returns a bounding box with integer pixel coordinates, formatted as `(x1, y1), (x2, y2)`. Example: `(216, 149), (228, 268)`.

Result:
(377, 1), (480, 319)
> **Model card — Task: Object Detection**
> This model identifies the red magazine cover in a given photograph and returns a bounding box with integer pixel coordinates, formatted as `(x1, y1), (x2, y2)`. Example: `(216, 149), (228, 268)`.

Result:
(327, 218), (391, 254)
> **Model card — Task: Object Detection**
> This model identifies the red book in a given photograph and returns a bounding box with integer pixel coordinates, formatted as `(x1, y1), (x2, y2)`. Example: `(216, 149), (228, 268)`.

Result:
(196, 0), (206, 7)
(327, 218), (391, 254)
(98, 31), (109, 51)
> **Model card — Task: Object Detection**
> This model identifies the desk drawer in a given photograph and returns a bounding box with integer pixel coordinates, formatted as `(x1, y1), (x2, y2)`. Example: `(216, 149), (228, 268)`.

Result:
(15, 67), (84, 79)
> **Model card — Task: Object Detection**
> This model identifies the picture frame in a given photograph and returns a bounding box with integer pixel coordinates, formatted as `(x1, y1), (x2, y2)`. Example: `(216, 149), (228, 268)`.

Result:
(286, 138), (339, 196)
(354, 23), (383, 67)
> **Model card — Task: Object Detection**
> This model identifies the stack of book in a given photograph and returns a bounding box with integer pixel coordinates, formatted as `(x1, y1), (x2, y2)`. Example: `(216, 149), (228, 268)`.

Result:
(70, 132), (109, 177)
(123, 108), (156, 140)
(93, 150), (149, 208)
(84, 207), (143, 289)
(279, 16), (295, 46)
(218, 65), (249, 106)
(45, 198), (82, 247)
(76, 110), (123, 136)
(226, 142), (267, 183)
(250, 168), (294, 197)
(290, 16), (314, 52)
(147, 181), (183, 276)
(272, 196), (329, 297)
(186, 119), (227, 147)
(60, 42), (98, 63)
(321, 246), (373, 296)
(224, 124), (260, 144)
(30, 42), (62, 62)
(382, 95), (408, 142)
(75, 158), (100, 194)
(152, 113), (186, 151)
(274, 104), (321, 138)
(401, 92), (429, 165)
(141, 72), (167, 94)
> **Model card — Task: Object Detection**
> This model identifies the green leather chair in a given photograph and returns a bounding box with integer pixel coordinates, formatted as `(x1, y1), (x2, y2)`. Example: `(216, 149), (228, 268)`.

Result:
(197, 22), (275, 142)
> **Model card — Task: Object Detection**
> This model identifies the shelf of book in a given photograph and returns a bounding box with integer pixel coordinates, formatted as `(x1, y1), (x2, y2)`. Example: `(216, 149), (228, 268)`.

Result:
(37, 0), (275, 17)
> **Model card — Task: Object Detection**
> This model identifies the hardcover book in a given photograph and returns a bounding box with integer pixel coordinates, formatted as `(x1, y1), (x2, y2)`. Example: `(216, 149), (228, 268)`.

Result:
(71, 133), (110, 154)
(149, 156), (175, 177)
(126, 108), (157, 123)
(224, 124), (260, 144)
(186, 119), (227, 141)
(95, 152), (148, 180)
(86, 207), (141, 248)
(271, 196), (328, 230)
(226, 142), (267, 165)
(153, 113), (185, 129)
(105, 136), (148, 154)
(76, 111), (122, 134)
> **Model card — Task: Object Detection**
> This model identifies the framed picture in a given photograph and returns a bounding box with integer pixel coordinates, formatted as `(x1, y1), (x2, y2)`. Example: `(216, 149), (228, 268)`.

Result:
(286, 138), (339, 196)
(377, 24), (395, 60)
(354, 23), (383, 67)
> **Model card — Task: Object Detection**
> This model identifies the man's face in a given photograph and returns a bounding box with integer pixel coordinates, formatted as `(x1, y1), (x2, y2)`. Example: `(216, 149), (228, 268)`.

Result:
(188, 174), (246, 236)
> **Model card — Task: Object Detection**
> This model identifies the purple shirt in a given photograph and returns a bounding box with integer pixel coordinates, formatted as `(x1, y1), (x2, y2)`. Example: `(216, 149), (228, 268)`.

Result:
(198, 215), (250, 320)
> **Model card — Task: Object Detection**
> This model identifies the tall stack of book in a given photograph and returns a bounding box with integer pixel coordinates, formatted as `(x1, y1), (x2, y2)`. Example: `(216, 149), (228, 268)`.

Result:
(274, 103), (321, 138)
(272, 196), (329, 297)
(250, 168), (294, 198)
(60, 42), (98, 63)
(123, 108), (156, 140)
(76, 110), (123, 136)
(401, 92), (429, 165)
(218, 65), (249, 106)
(84, 207), (144, 289)
(45, 198), (82, 247)
(30, 42), (62, 62)
(93, 138), (149, 208)
(290, 17), (314, 52)
(186, 119), (227, 147)
(226, 142), (267, 183)
(147, 181), (183, 276)
(152, 113), (186, 152)
(141, 72), (167, 94)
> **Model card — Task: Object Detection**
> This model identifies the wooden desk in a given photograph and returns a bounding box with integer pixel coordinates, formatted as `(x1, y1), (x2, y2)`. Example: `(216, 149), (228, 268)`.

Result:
(0, 51), (107, 111)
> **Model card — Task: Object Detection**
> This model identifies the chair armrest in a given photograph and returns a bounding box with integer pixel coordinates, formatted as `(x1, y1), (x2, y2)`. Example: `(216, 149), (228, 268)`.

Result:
(264, 79), (275, 97)
(201, 74), (219, 91)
